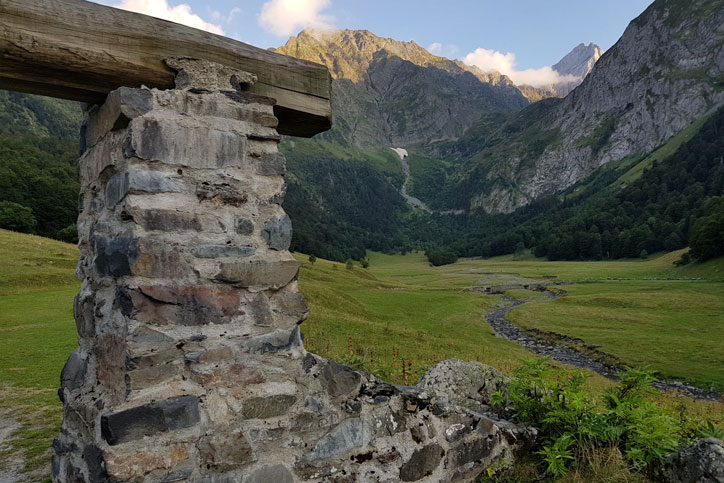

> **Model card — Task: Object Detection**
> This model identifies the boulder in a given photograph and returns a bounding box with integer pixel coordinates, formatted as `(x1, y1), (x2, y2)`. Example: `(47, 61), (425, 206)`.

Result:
(652, 438), (724, 483)
(417, 359), (508, 412)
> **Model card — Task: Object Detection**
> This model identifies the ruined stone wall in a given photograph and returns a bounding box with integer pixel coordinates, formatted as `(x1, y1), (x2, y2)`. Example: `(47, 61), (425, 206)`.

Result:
(53, 63), (534, 483)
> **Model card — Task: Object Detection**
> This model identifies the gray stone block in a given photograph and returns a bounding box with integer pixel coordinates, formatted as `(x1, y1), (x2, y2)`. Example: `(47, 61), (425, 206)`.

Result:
(198, 429), (255, 472)
(262, 215), (292, 251)
(216, 259), (300, 288)
(254, 152), (286, 176)
(240, 327), (303, 354)
(86, 87), (154, 149)
(133, 209), (202, 232)
(105, 170), (184, 208)
(127, 118), (248, 169)
(192, 245), (256, 259)
(59, 349), (87, 394)
(245, 464), (293, 483)
(196, 182), (248, 206)
(234, 217), (255, 235)
(399, 443), (444, 481)
(319, 361), (361, 399)
(241, 394), (297, 420)
(94, 237), (139, 277)
(446, 436), (494, 468)
(310, 418), (364, 460)
(100, 395), (200, 446)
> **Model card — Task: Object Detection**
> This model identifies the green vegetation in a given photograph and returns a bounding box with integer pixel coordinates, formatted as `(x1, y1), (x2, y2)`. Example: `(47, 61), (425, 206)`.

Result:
(406, 151), (453, 209)
(282, 139), (409, 262)
(689, 197), (724, 261)
(508, 280), (724, 391)
(437, 103), (724, 261)
(0, 91), (81, 241)
(0, 230), (79, 481)
(0, 201), (37, 233)
(574, 117), (617, 154)
(1, 230), (723, 480)
(486, 360), (716, 481)
(297, 251), (533, 383)
(424, 246), (459, 266)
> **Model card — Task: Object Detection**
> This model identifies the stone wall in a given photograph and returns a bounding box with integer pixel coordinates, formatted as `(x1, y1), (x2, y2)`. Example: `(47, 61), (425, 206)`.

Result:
(53, 61), (534, 483)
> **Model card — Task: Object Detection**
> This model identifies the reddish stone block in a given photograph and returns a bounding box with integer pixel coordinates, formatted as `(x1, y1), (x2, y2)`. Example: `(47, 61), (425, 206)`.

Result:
(129, 286), (243, 326)
(105, 443), (189, 480)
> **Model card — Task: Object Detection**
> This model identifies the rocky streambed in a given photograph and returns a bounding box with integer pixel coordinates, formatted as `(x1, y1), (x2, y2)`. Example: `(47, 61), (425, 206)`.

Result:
(484, 290), (722, 401)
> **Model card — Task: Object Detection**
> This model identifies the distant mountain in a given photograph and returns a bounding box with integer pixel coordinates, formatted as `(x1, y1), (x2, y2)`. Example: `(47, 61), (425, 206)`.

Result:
(276, 29), (532, 147)
(552, 42), (603, 96)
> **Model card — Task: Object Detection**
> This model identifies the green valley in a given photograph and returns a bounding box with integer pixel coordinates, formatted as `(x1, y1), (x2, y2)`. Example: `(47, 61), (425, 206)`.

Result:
(1, 229), (722, 480)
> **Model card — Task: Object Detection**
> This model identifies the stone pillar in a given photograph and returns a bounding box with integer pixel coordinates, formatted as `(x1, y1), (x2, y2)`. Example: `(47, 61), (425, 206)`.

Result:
(53, 59), (534, 483)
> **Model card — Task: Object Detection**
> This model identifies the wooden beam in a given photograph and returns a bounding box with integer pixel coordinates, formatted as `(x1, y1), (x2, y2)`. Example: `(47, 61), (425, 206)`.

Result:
(0, 0), (332, 137)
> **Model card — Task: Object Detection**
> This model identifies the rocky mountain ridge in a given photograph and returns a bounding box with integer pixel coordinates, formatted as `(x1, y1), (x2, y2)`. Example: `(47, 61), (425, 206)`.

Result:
(276, 29), (533, 147)
(456, 0), (724, 213)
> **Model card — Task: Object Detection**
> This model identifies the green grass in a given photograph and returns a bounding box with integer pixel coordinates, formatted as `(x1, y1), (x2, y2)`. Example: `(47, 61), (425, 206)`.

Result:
(0, 229), (78, 295)
(508, 281), (724, 391)
(0, 230), (78, 480)
(296, 254), (533, 382)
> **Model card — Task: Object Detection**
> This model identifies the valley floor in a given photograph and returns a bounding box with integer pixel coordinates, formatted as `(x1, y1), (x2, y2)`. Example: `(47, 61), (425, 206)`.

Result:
(0, 229), (723, 480)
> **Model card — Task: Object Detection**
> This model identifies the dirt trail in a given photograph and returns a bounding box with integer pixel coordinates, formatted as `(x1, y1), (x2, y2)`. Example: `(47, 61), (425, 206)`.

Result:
(485, 291), (722, 401)
(0, 411), (22, 483)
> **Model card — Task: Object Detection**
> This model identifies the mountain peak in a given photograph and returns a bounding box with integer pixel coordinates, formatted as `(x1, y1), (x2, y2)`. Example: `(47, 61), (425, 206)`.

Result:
(553, 42), (603, 78)
(278, 29), (449, 82)
(276, 28), (536, 98)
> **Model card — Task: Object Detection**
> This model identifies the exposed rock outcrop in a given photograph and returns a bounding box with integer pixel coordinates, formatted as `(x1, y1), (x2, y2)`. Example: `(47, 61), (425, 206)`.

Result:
(651, 438), (724, 483)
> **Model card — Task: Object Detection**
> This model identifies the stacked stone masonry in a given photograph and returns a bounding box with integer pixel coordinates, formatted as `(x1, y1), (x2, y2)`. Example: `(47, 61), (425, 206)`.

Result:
(53, 61), (535, 483)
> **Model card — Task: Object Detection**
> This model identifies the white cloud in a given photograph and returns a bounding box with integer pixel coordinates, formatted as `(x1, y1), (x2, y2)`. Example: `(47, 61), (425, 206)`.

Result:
(258, 0), (335, 37)
(463, 47), (578, 87)
(210, 7), (241, 25)
(428, 42), (460, 58)
(113, 0), (224, 35)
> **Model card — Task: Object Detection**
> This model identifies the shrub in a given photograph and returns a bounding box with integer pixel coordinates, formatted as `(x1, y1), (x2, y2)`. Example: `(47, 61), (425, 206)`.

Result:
(674, 251), (691, 266)
(503, 358), (686, 478)
(425, 247), (458, 266)
(308, 254), (317, 265)
(689, 203), (724, 261)
(55, 224), (78, 244)
(345, 259), (354, 270)
(0, 201), (37, 233)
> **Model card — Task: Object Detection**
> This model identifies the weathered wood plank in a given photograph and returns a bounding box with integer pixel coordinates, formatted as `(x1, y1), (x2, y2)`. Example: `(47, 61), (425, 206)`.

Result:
(0, 0), (332, 137)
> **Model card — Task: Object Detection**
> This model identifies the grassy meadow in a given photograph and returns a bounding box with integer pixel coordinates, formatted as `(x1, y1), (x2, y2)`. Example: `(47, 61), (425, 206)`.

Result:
(1, 229), (723, 480)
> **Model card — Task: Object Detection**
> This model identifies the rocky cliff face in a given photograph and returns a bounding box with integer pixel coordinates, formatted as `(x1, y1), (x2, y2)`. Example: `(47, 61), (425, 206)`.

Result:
(465, 0), (724, 213)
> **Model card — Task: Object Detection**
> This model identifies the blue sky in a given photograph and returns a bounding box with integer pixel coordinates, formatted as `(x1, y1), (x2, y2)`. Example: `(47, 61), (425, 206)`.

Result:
(94, 0), (652, 80)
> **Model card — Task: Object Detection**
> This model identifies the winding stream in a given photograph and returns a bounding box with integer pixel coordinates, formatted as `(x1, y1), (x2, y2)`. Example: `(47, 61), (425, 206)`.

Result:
(485, 291), (721, 401)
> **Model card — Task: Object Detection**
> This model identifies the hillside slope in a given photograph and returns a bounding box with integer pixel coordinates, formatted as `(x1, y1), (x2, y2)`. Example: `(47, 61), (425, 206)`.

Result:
(0, 91), (82, 239)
